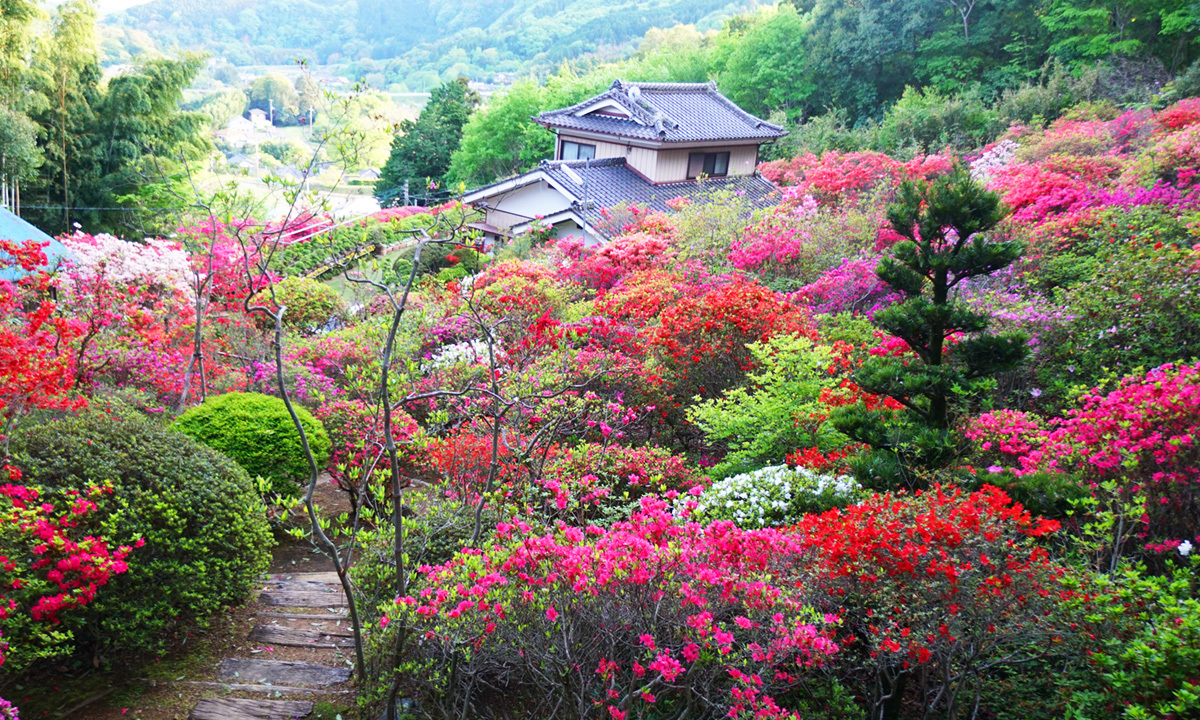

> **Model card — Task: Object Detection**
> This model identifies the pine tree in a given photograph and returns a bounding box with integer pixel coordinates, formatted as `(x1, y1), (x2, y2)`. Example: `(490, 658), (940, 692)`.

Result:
(833, 166), (1028, 491)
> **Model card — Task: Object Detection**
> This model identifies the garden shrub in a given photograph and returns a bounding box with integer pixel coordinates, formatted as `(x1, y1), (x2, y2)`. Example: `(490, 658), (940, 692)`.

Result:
(1067, 555), (1200, 720)
(374, 498), (842, 720)
(1040, 240), (1200, 398)
(9, 411), (272, 659)
(688, 334), (846, 477)
(694, 464), (863, 527)
(313, 398), (421, 505)
(254, 276), (346, 336)
(172, 392), (330, 497)
(533, 442), (703, 525)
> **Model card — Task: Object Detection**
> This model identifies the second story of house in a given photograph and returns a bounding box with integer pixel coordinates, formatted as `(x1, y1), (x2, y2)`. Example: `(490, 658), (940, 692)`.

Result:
(532, 80), (787, 185)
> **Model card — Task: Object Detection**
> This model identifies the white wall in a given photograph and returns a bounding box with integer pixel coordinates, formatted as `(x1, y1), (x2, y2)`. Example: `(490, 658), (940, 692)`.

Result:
(483, 181), (572, 230)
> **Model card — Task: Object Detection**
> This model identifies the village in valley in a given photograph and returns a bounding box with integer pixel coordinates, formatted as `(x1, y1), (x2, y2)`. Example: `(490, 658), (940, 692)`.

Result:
(1, 1), (1200, 719)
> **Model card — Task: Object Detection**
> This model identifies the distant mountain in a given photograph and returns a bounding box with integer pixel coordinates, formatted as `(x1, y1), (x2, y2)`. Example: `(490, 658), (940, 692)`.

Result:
(100, 0), (760, 89)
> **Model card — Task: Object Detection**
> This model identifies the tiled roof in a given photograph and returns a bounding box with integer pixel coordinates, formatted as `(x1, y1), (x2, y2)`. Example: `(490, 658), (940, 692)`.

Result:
(538, 157), (780, 234)
(535, 80), (787, 144)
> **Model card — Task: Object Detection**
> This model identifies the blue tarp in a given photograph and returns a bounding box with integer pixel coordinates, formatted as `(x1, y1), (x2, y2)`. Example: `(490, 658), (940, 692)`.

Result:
(0, 207), (71, 280)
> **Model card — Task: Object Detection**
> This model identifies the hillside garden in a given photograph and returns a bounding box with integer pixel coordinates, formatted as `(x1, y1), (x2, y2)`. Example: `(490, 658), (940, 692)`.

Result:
(0, 95), (1199, 720)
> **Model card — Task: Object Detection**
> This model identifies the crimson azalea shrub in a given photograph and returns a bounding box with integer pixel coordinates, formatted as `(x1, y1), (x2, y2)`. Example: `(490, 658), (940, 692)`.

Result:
(172, 392), (330, 497)
(0, 479), (134, 678)
(9, 411), (271, 659)
(759, 150), (952, 205)
(789, 485), (1080, 719)
(376, 497), (842, 720)
(554, 233), (674, 290)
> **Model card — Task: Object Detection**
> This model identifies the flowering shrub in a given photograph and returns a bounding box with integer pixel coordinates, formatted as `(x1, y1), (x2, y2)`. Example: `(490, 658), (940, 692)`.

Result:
(10, 411), (270, 658)
(0, 481), (134, 675)
(793, 256), (899, 316)
(789, 485), (1076, 716)
(648, 277), (816, 402)
(555, 232), (674, 290)
(972, 361), (1200, 544)
(759, 151), (952, 204)
(694, 464), (862, 528)
(314, 399), (421, 503)
(385, 498), (841, 719)
(0, 240), (86, 435)
(534, 442), (703, 524)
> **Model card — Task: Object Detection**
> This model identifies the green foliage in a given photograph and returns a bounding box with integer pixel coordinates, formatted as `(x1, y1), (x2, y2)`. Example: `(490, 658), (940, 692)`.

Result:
(258, 276), (347, 336)
(1040, 240), (1200, 401)
(377, 77), (479, 205)
(172, 392), (331, 497)
(246, 71), (299, 124)
(9, 410), (273, 658)
(711, 5), (815, 120)
(834, 167), (1027, 490)
(1066, 557), (1200, 720)
(689, 334), (843, 477)
(446, 79), (554, 186)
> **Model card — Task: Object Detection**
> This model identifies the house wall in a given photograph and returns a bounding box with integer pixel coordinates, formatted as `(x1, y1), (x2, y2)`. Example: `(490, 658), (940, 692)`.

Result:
(482, 181), (572, 230)
(559, 134), (658, 179)
(652, 144), (758, 183)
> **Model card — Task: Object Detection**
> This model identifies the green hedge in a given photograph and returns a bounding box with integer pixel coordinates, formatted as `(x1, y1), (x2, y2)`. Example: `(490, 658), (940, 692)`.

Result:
(172, 392), (330, 497)
(10, 411), (273, 658)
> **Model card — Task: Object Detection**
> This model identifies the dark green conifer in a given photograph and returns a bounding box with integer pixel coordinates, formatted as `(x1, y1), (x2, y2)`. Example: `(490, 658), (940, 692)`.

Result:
(833, 166), (1028, 490)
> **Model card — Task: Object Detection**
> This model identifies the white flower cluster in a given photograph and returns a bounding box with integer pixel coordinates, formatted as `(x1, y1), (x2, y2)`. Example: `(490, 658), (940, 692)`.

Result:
(694, 464), (862, 529)
(421, 339), (488, 372)
(60, 232), (192, 294)
(969, 139), (1019, 183)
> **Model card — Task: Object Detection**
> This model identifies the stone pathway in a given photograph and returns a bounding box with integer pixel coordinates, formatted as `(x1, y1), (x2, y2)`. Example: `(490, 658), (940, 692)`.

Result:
(186, 572), (353, 720)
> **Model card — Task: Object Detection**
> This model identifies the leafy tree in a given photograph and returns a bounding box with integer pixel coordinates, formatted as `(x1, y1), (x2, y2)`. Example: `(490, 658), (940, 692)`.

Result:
(188, 87), (248, 129)
(376, 76), (478, 204)
(713, 5), (815, 120)
(247, 71), (299, 124)
(0, 107), (43, 211)
(832, 167), (1027, 490)
(0, 0), (41, 108)
(446, 78), (550, 187)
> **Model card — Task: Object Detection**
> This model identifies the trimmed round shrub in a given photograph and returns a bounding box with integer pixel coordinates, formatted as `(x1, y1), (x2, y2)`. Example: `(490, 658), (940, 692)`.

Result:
(253, 276), (346, 336)
(172, 392), (330, 496)
(9, 410), (273, 658)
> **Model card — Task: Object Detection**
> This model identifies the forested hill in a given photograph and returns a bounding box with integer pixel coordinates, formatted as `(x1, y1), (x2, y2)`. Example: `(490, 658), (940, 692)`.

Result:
(100, 0), (759, 89)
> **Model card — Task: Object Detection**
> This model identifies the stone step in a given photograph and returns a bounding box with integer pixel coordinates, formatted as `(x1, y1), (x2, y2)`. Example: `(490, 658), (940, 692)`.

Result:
(259, 590), (349, 608)
(190, 698), (312, 720)
(249, 624), (354, 648)
(219, 658), (351, 686)
(259, 611), (348, 621)
(265, 571), (341, 585)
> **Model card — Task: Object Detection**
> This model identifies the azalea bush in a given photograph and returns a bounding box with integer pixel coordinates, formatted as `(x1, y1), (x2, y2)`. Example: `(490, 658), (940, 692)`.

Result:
(789, 485), (1081, 719)
(376, 498), (843, 720)
(693, 464), (862, 528)
(0, 478), (134, 678)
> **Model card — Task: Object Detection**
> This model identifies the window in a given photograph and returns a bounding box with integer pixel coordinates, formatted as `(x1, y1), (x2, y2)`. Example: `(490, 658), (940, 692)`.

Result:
(687, 151), (730, 179)
(561, 140), (596, 161)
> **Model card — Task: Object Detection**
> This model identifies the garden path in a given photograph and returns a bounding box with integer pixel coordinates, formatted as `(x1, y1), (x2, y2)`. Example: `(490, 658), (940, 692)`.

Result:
(185, 572), (353, 720)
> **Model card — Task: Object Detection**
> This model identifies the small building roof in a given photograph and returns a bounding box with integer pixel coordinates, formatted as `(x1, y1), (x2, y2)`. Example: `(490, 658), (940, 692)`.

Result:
(534, 80), (787, 144)
(0, 207), (72, 280)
